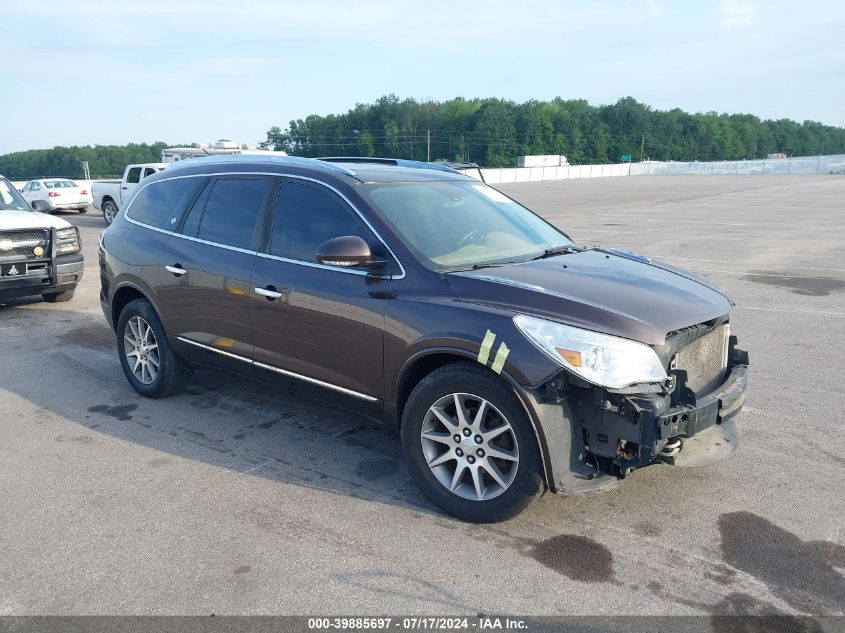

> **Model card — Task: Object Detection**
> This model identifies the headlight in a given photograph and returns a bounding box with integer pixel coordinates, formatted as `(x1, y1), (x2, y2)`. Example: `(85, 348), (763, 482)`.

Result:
(56, 227), (81, 254)
(513, 314), (667, 389)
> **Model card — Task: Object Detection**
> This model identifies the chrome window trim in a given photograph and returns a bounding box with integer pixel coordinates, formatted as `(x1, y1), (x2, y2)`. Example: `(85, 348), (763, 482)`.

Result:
(123, 171), (406, 279)
(176, 336), (377, 402)
(254, 251), (369, 275)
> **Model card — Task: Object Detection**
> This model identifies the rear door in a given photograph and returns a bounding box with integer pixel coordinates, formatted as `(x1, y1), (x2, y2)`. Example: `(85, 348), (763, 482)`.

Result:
(158, 175), (274, 373)
(24, 181), (43, 204)
(250, 179), (392, 401)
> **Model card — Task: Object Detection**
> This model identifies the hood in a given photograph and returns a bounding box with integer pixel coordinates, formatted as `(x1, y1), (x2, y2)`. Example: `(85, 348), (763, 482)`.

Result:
(447, 248), (733, 346)
(0, 210), (72, 230)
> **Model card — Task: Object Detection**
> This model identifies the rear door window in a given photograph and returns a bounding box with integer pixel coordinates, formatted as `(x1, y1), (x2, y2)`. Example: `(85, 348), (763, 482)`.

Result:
(127, 177), (202, 230)
(185, 177), (273, 250)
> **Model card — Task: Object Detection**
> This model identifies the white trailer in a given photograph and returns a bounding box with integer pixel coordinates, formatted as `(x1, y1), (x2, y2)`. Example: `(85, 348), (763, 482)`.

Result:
(162, 140), (287, 163)
(517, 155), (570, 168)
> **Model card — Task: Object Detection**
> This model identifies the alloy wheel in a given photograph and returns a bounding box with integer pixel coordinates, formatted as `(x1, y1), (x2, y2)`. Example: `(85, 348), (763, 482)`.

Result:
(124, 316), (160, 385)
(104, 201), (116, 223)
(420, 392), (519, 501)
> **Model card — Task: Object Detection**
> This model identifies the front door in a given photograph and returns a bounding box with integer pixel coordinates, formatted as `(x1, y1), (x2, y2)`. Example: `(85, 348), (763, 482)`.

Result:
(250, 179), (392, 402)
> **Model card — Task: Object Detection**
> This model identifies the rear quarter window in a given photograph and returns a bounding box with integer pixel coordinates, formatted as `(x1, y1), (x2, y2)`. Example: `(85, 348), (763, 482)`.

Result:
(126, 177), (202, 230)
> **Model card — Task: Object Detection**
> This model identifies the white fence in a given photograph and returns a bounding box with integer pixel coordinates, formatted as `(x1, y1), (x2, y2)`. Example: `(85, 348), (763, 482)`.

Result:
(481, 153), (845, 184)
(8, 154), (844, 191)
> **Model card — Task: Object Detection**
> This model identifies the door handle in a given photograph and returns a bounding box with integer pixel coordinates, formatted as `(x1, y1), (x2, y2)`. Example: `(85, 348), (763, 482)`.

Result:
(165, 264), (187, 276)
(255, 285), (283, 300)
(121, 186), (128, 190)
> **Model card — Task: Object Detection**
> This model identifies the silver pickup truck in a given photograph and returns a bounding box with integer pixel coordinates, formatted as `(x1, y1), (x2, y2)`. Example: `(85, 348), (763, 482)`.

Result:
(92, 162), (167, 224)
(0, 175), (83, 303)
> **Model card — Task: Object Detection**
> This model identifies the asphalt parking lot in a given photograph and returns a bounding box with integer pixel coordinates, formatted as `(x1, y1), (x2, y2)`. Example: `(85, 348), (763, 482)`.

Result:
(1, 175), (843, 617)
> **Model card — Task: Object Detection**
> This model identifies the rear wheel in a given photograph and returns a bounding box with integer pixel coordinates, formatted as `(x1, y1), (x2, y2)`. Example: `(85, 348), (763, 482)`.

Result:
(116, 298), (191, 398)
(401, 362), (544, 522)
(78, 207), (88, 214)
(102, 199), (118, 224)
(42, 289), (75, 303)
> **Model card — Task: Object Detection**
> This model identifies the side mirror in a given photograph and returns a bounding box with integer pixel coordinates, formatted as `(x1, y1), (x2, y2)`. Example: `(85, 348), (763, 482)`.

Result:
(315, 235), (386, 269)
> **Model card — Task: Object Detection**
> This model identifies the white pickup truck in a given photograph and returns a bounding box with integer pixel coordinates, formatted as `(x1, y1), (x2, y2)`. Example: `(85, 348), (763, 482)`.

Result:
(1, 175), (83, 303)
(92, 163), (167, 224)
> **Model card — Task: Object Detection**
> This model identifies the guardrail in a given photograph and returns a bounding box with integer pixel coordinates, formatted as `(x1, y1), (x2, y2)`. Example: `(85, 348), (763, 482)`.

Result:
(481, 153), (845, 184)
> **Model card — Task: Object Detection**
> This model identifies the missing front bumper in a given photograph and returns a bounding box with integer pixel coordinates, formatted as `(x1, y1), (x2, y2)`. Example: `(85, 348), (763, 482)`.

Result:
(657, 365), (748, 439)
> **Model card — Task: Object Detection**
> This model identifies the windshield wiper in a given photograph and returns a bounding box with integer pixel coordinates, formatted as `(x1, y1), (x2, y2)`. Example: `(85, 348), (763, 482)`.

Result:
(470, 260), (523, 270)
(529, 244), (583, 261)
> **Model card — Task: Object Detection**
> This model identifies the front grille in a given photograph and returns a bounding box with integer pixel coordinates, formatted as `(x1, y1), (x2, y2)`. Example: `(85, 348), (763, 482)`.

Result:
(0, 229), (49, 261)
(0, 230), (47, 242)
(673, 324), (730, 395)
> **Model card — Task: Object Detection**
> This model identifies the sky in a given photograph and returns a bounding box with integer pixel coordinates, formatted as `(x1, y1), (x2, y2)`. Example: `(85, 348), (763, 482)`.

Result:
(1, 0), (843, 154)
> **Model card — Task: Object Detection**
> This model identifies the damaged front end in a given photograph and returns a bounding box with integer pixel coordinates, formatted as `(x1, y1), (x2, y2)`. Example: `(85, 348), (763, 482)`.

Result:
(528, 317), (749, 495)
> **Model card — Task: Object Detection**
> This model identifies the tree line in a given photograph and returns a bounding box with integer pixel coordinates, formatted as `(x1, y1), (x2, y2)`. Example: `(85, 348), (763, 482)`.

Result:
(2, 96), (844, 177)
(0, 142), (170, 180)
(264, 96), (845, 167)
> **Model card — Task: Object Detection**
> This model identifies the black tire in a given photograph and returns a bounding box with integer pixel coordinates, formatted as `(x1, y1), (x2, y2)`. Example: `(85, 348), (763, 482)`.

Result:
(78, 207), (88, 214)
(116, 298), (192, 398)
(102, 199), (118, 224)
(401, 361), (544, 522)
(42, 289), (75, 303)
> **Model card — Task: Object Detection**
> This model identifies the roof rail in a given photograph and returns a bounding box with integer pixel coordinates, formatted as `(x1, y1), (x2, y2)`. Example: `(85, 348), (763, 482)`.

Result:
(318, 157), (462, 175)
(165, 154), (357, 177)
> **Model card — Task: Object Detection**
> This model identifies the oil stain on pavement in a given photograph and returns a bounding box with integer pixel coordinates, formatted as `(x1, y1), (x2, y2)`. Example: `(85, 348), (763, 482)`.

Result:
(710, 593), (824, 633)
(718, 511), (845, 614)
(59, 324), (116, 350)
(746, 271), (845, 296)
(88, 403), (137, 421)
(529, 534), (614, 583)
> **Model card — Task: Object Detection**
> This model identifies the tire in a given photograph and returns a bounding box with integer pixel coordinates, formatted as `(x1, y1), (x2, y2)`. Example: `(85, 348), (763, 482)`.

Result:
(32, 201), (51, 214)
(116, 298), (192, 398)
(401, 361), (544, 522)
(78, 207), (88, 214)
(102, 199), (118, 224)
(42, 289), (75, 303)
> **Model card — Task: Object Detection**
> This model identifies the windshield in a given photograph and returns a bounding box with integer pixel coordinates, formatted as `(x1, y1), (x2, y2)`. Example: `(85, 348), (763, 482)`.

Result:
(0, 179), (31, 211)
(357, 180), (572, 271)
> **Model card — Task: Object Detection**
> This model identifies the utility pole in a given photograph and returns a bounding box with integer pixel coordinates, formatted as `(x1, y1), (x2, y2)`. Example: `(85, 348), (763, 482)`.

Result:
(427, 129), (431, 162)
(639, 134), (645, 162)
(752, 138), (758, 159)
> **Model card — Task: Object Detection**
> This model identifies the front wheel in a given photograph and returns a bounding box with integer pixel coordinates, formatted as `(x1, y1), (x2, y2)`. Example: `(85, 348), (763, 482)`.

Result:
(401, 362), (544, 522)
(102, 199), (118, 224)
(116, 298), (192, 398)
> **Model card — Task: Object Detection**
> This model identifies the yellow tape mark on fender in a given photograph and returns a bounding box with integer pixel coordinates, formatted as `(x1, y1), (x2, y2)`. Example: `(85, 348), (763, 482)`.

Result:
(490, 342), (510, 374)
(477, 330), (496, 366)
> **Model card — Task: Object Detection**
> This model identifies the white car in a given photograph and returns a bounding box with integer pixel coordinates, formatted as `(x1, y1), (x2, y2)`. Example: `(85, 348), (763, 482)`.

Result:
(20, 179), (91, 214)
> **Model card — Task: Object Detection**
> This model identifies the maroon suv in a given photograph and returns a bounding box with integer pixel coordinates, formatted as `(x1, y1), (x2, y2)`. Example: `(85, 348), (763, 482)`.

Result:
(99, 155), (749, 522)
